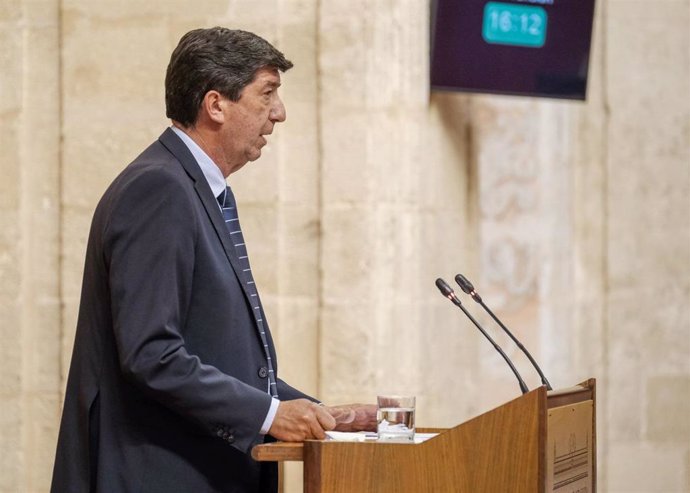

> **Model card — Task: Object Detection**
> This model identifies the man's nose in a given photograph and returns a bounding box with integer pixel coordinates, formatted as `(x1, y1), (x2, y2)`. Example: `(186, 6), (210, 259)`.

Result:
(270, 96), (286, 123)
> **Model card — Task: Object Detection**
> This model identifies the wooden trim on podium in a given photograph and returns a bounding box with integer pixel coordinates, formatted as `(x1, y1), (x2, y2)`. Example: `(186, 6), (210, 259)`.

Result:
(547, 379), (594, 409)
(252, 441), (304, 462)
(251, 429), (450, 463)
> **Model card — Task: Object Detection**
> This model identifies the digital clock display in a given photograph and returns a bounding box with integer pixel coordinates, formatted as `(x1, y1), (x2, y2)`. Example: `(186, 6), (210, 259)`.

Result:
(482, 2), (548, 48)
(430, 0), (596, 100)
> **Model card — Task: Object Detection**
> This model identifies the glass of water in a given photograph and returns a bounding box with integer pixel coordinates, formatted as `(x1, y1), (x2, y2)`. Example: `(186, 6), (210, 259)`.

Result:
(376, 395), (416, 442)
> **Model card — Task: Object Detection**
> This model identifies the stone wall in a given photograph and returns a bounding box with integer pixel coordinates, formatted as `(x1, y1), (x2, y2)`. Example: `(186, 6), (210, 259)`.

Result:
(1, 0), (688, 491)
(1, 2), (61, 491)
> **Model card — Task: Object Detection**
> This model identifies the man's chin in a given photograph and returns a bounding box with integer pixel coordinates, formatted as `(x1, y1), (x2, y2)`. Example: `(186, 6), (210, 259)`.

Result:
(247, 149), (263, 162)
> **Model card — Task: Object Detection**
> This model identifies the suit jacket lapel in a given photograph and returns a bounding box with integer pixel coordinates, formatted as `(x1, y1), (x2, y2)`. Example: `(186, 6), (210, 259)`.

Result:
(158, 129), (258, 308)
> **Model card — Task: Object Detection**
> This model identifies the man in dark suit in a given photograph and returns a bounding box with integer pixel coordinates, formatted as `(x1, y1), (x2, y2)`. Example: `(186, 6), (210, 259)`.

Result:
(51, 27), (374, 493)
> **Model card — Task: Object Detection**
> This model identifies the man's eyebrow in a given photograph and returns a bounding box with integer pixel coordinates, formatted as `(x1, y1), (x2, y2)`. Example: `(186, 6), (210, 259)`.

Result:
(264, 80), (281, 89)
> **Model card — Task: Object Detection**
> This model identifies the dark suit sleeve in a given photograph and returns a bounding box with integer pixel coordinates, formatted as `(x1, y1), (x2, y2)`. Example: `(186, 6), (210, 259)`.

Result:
(104, 167), (272, 453)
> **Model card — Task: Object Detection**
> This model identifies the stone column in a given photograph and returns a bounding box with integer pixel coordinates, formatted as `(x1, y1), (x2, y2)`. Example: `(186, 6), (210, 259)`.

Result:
(317, 0), (473, 430)
(0, 1), (62, 491)
(603, 1), (690, 491)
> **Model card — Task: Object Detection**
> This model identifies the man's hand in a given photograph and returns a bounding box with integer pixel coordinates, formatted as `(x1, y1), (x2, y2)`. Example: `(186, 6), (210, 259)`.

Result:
(268, 399), (336, 441)
(323, 404), (377, 432)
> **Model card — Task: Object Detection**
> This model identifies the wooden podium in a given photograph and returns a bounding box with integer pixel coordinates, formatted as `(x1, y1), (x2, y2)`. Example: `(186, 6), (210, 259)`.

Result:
(253, 379), (596, 492)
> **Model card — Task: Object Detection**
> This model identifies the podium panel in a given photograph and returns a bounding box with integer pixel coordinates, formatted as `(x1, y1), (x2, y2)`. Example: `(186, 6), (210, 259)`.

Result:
(253, 380), (596, 493)
(304, 388), (543, 492)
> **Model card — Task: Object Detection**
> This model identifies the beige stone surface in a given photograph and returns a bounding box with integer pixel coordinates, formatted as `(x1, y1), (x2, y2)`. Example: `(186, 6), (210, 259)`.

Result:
(1, 1), (62, 492)
(603, 2), (690, 490)
(1, 0), (689, 492)
(608, 442), (689, 493)
(0, 396), (21, 492)
(647, 376), (690, 442)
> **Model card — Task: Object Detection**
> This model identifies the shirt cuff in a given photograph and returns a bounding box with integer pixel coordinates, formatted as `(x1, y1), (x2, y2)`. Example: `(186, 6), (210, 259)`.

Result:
(260, 397), (281, 435)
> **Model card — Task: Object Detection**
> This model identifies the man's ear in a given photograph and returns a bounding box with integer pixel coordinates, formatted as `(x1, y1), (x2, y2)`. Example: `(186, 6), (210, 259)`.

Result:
(201, 90), (227, 124)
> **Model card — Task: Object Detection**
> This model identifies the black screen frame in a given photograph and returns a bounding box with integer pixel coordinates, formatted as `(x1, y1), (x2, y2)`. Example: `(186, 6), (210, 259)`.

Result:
(430, 0), (596, 100)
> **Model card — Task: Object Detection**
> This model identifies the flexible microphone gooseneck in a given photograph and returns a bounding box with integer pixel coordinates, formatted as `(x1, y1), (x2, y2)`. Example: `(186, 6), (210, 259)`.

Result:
(435, 278), (529, 395)
(454, 273), (553, 391)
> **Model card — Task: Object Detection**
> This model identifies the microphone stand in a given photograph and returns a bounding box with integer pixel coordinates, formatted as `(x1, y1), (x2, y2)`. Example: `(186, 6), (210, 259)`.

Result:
(455, 274), (552, 391)
(435, 278), (529, 395)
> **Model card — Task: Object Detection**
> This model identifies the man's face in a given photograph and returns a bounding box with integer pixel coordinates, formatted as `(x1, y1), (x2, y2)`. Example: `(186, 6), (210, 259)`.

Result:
(219, 67), (286, 174)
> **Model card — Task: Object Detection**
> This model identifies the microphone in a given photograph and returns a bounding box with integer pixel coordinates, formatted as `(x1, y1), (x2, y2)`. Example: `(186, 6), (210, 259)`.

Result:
(454, 273), (553, 390)
(435, 278), (529, 395)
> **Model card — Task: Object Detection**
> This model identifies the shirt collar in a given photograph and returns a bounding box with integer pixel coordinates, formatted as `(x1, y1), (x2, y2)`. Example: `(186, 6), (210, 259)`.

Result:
(170, 125), (227, 199)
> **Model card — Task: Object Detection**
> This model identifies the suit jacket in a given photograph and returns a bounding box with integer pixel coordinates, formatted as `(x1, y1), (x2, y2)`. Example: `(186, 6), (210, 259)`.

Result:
(51, 128), (312, 493)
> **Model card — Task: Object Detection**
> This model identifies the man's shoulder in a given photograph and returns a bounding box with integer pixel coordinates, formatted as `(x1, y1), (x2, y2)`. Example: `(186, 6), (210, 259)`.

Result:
(117, 134), (188, 186)
(93, 138), (188, 214)
(124, 129), (200, 184)
(90, 130), (202, 224)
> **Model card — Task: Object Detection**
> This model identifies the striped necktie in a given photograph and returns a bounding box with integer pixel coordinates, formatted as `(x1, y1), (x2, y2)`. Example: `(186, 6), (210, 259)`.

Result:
(218, 186), (278, 398)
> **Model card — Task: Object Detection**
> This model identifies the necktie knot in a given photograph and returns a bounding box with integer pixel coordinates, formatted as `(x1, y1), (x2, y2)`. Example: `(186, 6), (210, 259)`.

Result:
(218, 186), (234, 209)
